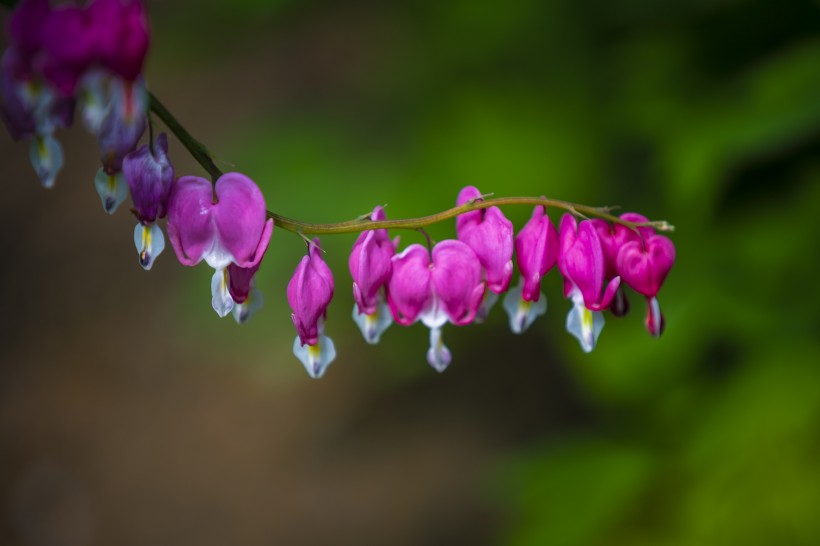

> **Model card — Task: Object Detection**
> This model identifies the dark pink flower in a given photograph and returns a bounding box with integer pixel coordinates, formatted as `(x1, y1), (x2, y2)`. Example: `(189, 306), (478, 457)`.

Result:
(387, 240), (485, 371)
(617, 233), (675, 337)
(455, 186), (514, 294)
(349, 206), (396, 343)
(558, 214), (621, 352)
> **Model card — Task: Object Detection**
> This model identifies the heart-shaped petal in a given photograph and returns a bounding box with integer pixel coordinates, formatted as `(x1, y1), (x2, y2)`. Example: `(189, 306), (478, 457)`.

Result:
(616, 235), (676, 297)
(166, 175), (216, 266)
(387, 244), (432, 326)
(213, 172), (271, 267)
(431, 240), (485, 326)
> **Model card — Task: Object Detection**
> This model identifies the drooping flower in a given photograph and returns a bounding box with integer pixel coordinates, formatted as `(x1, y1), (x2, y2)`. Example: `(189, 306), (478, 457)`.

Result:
(455, 185), (514, 321)
(288, 239), (336, 378)
(40, 0), (149, 97)
(616, 233), (675, 337)
(503, 204), (559, 334)
(349, 205), (396, 344)
(387, 240), (485, 372)
(590, 213), (653, 317)
(123, 132), (173, 270)
(558, 214), (620, 352)
(94, 77), (147, 213)
(0, 1), (74, 189)
(166, 172), (274, 317)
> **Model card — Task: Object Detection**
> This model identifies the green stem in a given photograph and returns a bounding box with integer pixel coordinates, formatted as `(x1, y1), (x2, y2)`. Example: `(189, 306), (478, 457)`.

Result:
(148, 91), (223, 182)
(148, 92), (674, 236)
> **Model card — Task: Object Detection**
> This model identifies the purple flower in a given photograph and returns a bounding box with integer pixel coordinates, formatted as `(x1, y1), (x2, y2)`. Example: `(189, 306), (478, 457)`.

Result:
(617, 233), (675, 337)
(558, 214), (621, 352)
(166, 172), (274, 317)
(0, 49), (73, 189)
(387, 240), (485, 371)
(288, 239), (336, 378)
(123, 132), (174, 270)
(502, 204), (559, 334)
(124, 132), (173, 224)
(349, 205), (396, 343)
(97, 77), (147, 172)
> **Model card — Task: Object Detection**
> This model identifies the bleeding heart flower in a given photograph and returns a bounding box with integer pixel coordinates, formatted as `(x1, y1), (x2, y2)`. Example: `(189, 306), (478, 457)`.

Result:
(617, 233), (675, 337)
(349, 206), (397, 344)
(288, 239), (336, 378)
(387, 240), (485, 372)
(166, 172), (274, 317)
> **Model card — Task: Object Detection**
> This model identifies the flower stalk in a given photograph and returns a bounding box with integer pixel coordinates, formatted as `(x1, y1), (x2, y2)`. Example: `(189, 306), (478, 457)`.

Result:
(146, 92), (675, 236)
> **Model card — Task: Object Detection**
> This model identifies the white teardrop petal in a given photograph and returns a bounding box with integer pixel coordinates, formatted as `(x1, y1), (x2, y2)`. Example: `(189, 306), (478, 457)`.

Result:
(352, 299), (393, 345)
(426, 327), (452, 372)
(133, 222), (165, 271)
(233, 287), (263, 324)
(292, 334), (336, 379)
(474, 290), (499, 324)
(566, 297), (605, 353)
(503, 283), (547, 334)
(94, 168), (128, 214)
(28, 134), (63, 189)
(210, 268), (234, 318)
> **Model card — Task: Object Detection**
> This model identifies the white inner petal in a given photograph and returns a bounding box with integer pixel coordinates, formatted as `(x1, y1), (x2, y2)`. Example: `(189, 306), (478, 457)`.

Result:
(419, 296), (447, 329)
(352, 298), (393, 345)
(133, 222), (165, 271)
(292, 334), (336, 379)
(29, 134), (63, 189)
(210, 268), (234, 318)
(233, 286), (264, 325)
(565, 291), (605, 353)
(426, 327), (452, 372)
(503, 281), (547, 334)
(93, 168), (128, 214)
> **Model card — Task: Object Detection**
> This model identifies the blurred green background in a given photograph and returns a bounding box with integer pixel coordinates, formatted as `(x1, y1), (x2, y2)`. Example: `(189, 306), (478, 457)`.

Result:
(2, 0), (820, 544)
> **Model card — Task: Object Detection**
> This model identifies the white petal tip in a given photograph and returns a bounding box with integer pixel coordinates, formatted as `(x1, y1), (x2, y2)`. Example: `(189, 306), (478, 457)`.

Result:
(293, 335), (336, 379)
(566, 301), (605, 353)
(210, 269), (234, 318)
(352, 301), (393, 345)
(426, 327), (452, 372)
(503, 286), (547, 334)
(94, 169), (128, 214)
(134, 223), (165, 271)
(232, 288), (263, 325)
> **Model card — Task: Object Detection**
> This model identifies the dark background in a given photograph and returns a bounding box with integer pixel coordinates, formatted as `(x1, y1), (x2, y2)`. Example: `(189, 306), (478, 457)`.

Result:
(2, 0), (820, 544)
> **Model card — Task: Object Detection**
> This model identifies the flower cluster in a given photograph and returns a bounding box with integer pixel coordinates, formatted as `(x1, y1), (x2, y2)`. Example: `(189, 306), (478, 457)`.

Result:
(1, 0), (149, 203)
(1, 1), (676, 381)
(289, 187), (675, 378)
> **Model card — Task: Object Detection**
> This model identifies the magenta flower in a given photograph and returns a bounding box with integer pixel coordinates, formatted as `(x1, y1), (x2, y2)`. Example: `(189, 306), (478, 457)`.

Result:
(288, 239), (336, 378)
(387, 240), (485, 371)
(123, 132), (173, 270)
(502, 205), (559, 334)
(558, 214), (621, 352)
(456, 185), (514, 321)
(349, 206), (396, 344)
(166, 172), (274, 317)
(40, 0), (149, 96)
(590, 213), (653, 317)
(617, 233), (675, 337)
